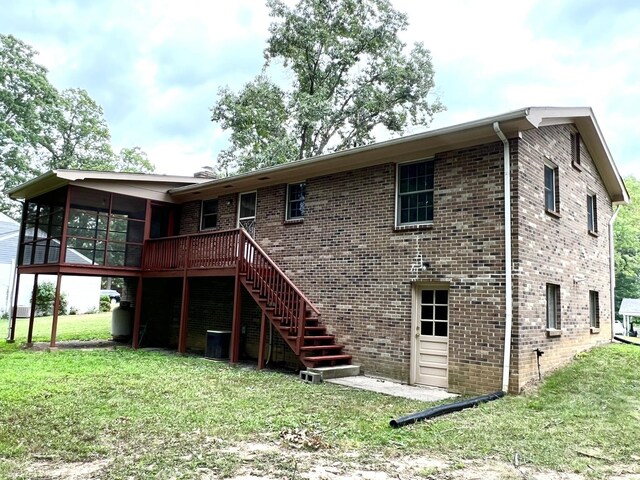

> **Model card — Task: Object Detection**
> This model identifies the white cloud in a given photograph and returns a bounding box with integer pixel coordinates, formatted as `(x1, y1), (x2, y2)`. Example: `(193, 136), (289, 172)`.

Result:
(1, 0), (638, 179)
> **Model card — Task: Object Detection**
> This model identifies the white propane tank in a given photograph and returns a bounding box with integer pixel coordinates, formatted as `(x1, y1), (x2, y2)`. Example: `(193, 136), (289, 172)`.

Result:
(111, 301), (132, 340)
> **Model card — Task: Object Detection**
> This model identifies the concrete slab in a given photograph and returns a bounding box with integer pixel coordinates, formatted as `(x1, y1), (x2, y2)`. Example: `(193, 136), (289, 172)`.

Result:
(307, 364), (361, 379)
(326, 375), (458, 402)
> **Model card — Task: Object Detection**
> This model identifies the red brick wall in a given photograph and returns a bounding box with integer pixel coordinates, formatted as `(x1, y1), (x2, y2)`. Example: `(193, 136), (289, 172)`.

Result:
(511, 125), (613, 391)
(172, 125), (615, 394)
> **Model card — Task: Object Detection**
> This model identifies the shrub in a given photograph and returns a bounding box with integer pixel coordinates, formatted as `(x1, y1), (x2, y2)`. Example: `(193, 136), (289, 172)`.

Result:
(99, 295), (112, 313)
(33, 281), (68, 316)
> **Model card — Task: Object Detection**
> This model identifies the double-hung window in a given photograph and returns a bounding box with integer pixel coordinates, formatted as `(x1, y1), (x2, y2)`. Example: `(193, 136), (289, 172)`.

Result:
(587, 193), (597, 234)
(201, 199), (218, 230)
(286, 183), (305, 221)
(546, 283), (560, 331)
(544, 162), (559, 213)
(589, 291), (600, 329)
(397, 159), (434, 226)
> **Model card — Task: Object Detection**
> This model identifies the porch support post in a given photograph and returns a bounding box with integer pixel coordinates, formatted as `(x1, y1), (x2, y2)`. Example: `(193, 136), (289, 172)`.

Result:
(132, 276), (143, 349)
(258, 311), (267, 370)
(177, 276), (190, 354)
(50, 273), (62, 347)
(27, 273), (39, 346)
(230, 233), (244, 364)
(7, 273), (20, 342)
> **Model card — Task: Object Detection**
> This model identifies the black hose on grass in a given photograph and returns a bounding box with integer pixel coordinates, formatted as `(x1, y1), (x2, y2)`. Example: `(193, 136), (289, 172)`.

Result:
(614, 336), (640, 346)
(389, 391), (506, 428)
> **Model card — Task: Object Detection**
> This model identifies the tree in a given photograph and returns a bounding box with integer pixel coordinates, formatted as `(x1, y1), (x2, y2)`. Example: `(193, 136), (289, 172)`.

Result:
(615, 176), (640, 319)
(0, 34), (154, 218)
(211, 0), (444, 173)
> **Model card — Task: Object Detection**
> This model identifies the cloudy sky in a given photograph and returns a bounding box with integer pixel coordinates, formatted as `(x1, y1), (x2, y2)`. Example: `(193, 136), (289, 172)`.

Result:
(2, 0), (639, 178)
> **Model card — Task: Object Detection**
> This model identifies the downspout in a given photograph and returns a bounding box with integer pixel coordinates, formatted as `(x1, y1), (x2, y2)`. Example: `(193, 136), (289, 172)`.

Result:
(493, 122), (513, 393)
(609, 206), (621, 340)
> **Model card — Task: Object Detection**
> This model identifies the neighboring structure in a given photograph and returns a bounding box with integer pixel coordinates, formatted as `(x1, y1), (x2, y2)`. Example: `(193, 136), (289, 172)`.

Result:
(0, 212), (102, 316)
(619, 298), (640, 335)
(6, 107), (629, 394)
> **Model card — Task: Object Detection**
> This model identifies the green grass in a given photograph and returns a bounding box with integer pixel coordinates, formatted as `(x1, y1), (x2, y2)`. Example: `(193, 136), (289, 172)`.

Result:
(6, 312), (111, 343)
(0, 340), (639, 479)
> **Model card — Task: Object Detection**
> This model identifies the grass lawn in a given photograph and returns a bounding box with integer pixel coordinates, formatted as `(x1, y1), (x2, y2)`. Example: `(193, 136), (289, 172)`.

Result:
(6, 312), (112, 343)
(0, 338), (639, 479)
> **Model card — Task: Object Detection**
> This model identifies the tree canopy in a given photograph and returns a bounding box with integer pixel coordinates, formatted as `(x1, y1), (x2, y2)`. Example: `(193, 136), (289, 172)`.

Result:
(211, 0), (444, 173)
(615, 176), (640, 318)
(0, 34), (154, 218)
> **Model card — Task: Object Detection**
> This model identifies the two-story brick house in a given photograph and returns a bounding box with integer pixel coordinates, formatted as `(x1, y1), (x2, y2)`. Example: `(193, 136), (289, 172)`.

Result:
(7, 107), (629, 394)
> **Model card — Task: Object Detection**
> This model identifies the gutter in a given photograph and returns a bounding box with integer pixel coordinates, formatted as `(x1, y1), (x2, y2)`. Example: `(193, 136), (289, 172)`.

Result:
(493, 122), (513, 393)
(609, 206), (621, 340)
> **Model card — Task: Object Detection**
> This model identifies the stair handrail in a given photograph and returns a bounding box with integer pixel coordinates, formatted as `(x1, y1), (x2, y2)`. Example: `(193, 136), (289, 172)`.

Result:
(238, 229), (321, 316)
(238, 229), (320, 354)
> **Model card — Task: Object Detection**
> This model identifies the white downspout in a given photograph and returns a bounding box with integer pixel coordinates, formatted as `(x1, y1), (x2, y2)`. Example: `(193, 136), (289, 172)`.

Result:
(609, 206), (621, 340)
(493, 122), (513, 393)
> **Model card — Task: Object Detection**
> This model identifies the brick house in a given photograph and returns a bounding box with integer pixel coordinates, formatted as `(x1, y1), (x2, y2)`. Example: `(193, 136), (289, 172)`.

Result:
(7, 107), (629, 394)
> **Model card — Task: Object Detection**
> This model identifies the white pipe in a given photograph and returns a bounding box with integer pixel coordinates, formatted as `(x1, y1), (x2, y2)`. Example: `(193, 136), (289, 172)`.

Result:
(609, 206), (621, 339)
(493, 122), (513, 393)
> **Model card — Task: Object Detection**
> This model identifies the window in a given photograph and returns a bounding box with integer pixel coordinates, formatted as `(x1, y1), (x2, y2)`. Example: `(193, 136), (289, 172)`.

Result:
(420, 289), (448, 337)
(587, 193), (597, 233)
(286, 183), (305, 220)
(201, 199), (218, 230)
(397, 159), (434, 226)
(544, 162), (559, 213)
(589, 291), (600, 329)
(571, 132), (581, 168)
(546, 284), (560, 331)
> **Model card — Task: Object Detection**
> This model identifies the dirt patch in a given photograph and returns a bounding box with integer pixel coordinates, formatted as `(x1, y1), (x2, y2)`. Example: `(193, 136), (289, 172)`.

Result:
(26, 459), (112, 479)
(21, 442), (640, 480)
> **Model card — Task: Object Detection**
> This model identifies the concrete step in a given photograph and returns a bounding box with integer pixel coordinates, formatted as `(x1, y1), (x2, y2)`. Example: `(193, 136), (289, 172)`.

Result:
(307, 364), (361, 379)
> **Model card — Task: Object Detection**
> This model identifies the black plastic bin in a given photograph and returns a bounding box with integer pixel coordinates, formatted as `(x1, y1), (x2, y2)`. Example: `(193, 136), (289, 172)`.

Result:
(205, 330), (232, 359)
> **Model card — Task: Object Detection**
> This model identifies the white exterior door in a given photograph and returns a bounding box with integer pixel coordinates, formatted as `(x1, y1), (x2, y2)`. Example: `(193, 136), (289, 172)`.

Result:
(237, 192), (257, 237)
(412, 286), (449, 388)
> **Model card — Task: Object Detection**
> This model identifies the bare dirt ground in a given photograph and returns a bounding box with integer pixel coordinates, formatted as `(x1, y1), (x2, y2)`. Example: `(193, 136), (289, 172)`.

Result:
(23, 441), (640, 480)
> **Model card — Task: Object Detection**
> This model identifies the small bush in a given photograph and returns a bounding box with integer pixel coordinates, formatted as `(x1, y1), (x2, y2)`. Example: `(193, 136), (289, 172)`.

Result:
(33, 281), (68, 316)
(99, 295), (112, 312)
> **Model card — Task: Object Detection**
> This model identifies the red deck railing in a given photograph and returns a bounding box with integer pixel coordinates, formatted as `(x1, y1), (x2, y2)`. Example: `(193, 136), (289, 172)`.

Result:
(142, 229), (319, 354)
(142, 229), (240, 271)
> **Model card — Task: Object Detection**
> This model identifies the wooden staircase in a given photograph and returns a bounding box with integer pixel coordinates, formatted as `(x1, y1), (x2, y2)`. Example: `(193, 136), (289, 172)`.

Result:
(238, 231), (352, 369)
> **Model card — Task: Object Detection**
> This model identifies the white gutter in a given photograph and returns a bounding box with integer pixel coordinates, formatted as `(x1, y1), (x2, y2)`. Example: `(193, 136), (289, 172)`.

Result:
(609, 205), (621, 340)
(493, 122), (513, 393)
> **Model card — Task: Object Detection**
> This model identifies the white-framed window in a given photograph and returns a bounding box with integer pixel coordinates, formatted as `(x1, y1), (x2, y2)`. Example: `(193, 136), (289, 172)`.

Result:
(200, 199), (218, 230)
(546, 283), (560, 330)
(589, 290), (600, 328)
(397, 159), (434, 226)
(419, 288), (449, 337)
(544, 161), (559, 213)
(286, 183), (305, 221)
(587, 193), (597, 233)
